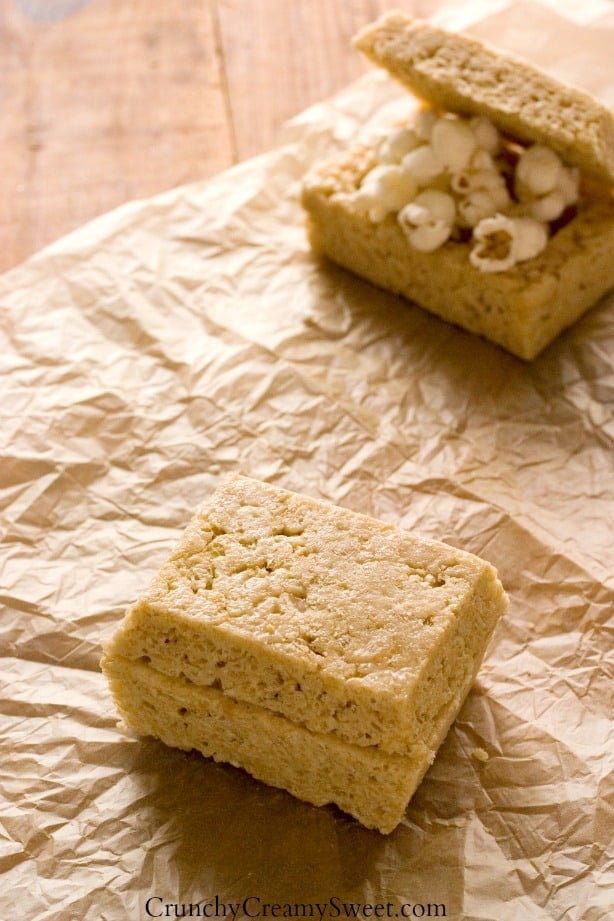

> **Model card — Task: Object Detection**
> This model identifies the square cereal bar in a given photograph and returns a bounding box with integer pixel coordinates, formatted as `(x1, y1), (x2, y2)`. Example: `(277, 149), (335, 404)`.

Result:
(102, 474), (507, 831)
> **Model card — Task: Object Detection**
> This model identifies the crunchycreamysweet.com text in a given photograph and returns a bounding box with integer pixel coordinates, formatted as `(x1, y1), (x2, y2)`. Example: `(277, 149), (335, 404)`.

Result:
(144, 896), (447, 919)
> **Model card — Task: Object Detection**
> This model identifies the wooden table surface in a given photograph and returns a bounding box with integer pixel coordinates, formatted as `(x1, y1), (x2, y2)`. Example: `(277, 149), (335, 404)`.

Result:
(0, 0), (449, 274)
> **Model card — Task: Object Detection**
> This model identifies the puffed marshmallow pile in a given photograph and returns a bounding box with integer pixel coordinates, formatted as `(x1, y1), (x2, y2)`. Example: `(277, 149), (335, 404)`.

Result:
(350, 108), (580, 272)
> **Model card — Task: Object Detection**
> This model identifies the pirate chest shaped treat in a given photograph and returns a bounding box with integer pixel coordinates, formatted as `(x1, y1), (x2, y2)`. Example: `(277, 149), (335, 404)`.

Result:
(301, 12), (614, 360)
(102, 474), (508, 833)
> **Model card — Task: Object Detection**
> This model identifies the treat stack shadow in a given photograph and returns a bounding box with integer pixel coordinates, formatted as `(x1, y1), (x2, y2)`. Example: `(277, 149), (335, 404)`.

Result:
(301, 12), (614, 360)
(102, 474), (508, 833)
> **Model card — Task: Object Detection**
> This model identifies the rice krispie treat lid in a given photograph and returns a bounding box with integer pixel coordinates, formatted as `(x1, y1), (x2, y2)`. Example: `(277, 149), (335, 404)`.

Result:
(353, 12), (614, 185)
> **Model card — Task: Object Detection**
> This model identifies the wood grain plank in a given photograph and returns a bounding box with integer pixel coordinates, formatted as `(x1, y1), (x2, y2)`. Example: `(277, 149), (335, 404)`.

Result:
(215, 0), (439, 160)
(0, 0), (233, 272)
(1, 0), (444, 274)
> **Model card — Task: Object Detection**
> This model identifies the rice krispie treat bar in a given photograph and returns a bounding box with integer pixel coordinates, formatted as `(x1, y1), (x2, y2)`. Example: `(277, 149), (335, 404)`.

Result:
(104, 658), (432, 834)
(354, 13), (614, 185)
(102, 475), (507, 832)
(301, 13), (614, 360)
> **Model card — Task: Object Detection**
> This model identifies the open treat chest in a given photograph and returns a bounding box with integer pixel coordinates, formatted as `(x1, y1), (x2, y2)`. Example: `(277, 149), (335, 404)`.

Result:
(302, 12), (614, 360)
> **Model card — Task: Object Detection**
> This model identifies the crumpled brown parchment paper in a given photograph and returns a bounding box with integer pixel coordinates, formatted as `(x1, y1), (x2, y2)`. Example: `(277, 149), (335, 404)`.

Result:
(1, 2), (612, 919)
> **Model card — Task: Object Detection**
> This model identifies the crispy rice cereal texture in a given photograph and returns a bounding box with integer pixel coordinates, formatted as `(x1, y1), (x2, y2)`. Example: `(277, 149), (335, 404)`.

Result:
(102, 475), (508, 833)
(301, 146), (614, 361)
(353, 12), (614, 185)
(300, 13), (614, 361)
